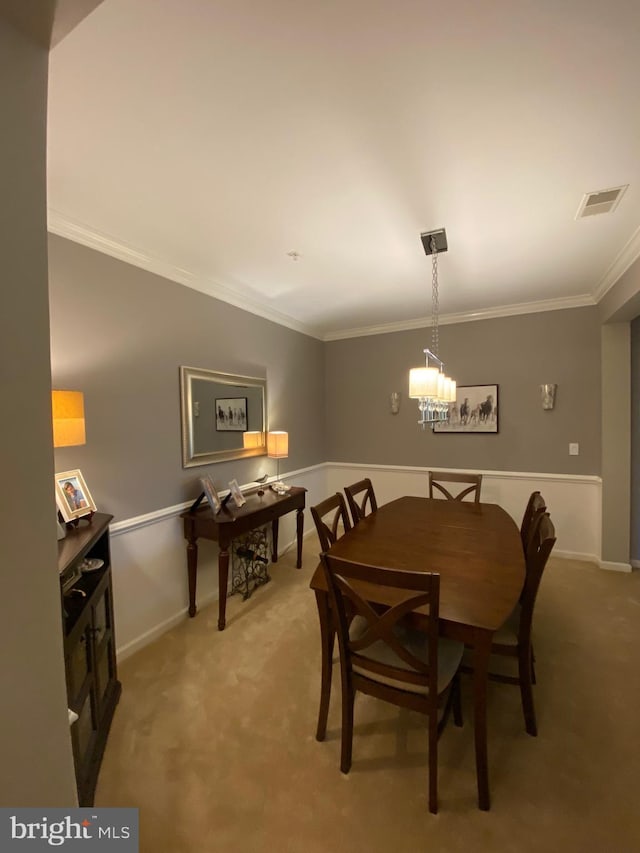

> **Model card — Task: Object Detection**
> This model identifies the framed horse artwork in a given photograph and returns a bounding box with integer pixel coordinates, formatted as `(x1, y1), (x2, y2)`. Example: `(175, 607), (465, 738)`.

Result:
(433, 384), (499, 433)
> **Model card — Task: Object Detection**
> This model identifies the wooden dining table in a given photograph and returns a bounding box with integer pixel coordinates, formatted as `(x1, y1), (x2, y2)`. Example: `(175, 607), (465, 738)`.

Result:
(309, 495), (525, 811)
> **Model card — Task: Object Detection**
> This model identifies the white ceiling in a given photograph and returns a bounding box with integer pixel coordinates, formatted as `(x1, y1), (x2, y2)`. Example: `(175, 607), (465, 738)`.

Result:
(47, 0), (640, 340)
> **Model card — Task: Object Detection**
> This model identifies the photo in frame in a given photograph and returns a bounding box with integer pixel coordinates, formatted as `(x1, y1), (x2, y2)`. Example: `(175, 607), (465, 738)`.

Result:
(215, 397), (248, 431)
(228, 478), (246, 508)
(200, 474), (221, 513)
(55, 469), (97, 522)
(433, 384), (499, 434)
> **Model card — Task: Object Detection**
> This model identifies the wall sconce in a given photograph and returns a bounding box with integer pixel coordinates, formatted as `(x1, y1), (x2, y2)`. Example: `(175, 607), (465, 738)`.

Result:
(540, 384), (557, 410)
(390, 392), (401, 414)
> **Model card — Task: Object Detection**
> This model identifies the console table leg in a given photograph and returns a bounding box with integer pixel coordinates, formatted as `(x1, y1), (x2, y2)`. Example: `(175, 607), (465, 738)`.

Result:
(218, 548), (229, 631)
(187, 539), (198, 617)
(296, 507), (304, 569)
(271, 519), (279, 563)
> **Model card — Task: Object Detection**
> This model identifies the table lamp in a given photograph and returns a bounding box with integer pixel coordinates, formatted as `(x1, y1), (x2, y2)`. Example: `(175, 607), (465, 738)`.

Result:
(267, 431), (289, 492)
(52, 390), (86, 538)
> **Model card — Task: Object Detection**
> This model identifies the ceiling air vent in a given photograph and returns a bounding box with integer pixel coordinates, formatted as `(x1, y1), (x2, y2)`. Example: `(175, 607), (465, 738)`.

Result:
(576, 185), (628, 219)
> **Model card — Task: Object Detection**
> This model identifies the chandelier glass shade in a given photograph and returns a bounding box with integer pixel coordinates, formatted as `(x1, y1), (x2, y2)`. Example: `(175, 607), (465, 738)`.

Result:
(408, 230), (456, 427)
(409, 350), (456, 426)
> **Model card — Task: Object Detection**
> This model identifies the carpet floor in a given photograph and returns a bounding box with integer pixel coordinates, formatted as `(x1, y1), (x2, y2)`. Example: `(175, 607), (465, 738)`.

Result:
(96, 532), (640, 852)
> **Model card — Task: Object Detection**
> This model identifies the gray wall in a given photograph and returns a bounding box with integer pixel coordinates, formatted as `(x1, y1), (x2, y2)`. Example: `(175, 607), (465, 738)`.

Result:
(325, 307), (601, 474)
(601, 324), (631, 565)
(0, 16), (76, 805)
(49, 235), (326, 521)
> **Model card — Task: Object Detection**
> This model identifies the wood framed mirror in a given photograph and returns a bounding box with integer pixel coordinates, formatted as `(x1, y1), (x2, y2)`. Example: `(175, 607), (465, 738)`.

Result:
(180, 366), (267, 467)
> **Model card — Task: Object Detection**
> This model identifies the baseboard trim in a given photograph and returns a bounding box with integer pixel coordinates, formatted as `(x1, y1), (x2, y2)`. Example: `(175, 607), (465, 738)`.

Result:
(116, 589), (217, 661)
(598, 560), (633, 573)
(115, 532), (307, 660)
(553, 549), (599, 564)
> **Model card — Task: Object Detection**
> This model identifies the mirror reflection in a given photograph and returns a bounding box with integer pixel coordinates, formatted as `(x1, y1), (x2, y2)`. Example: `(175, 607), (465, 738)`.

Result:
(180, 366), (267, 467)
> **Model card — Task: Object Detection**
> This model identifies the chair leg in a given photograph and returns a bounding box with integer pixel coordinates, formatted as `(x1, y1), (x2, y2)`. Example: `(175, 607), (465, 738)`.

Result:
(518, 643), (538, 737)
(316, 625), (335, 741)
(428, 713), (438, 814)
(452, 674), (464, 728)
(315, 594), (334, 742)
(340, 687), (354, 774)
(530, 646), (537, 685)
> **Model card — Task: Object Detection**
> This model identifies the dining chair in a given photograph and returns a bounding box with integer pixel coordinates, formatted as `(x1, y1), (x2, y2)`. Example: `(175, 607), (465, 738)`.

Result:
(468, 511), (556, 737)
(310, 492), (353, 741)
(310, 492), (352, 552)
(428, 470), (483, 502)
(344, 477), (378, 525)
(320, 553), (464, 814)
(520, 490), (547, 554)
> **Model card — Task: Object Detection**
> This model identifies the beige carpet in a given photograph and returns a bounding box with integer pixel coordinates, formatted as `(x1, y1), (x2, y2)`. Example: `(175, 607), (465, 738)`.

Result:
(96, 533), (640, 852)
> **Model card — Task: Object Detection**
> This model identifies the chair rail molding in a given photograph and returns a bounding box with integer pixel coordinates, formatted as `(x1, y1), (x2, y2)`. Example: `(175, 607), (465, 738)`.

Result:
(108, 461), (610, 664)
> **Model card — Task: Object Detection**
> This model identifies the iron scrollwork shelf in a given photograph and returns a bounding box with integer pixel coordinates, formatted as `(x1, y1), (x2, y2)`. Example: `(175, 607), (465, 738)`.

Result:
(231, 526), (271, 600)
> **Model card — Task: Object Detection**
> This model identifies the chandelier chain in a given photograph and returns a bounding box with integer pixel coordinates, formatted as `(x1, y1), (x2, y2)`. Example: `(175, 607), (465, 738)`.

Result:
(430, 235), (439, 356)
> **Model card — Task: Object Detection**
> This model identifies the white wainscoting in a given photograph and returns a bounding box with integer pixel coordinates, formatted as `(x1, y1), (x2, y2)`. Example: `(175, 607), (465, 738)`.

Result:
(110, 462), (605, 662)
(110, 465), (328, 661)
(327, 463), (603, 563)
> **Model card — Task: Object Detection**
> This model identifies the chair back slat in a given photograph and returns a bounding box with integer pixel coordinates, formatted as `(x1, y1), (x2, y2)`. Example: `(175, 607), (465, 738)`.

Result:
(428, 471), (482, 503)
(311, 493), (352, 552)
(345, 478), (378, 525)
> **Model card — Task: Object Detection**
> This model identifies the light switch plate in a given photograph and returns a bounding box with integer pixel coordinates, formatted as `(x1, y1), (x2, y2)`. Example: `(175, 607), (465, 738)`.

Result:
(569, 442), (579, 456)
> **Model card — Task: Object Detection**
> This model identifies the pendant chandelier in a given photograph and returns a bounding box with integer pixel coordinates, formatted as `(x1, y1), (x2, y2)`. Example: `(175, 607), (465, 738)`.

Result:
(408, 228), (456, 428)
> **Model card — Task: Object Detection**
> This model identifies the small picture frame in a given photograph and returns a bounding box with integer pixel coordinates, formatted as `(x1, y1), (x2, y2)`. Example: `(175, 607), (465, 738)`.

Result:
(228, 478), (246, 508)
(200, 475), (221, 513)
(55, 469), (96, 522)
(215, 397), (248, 432)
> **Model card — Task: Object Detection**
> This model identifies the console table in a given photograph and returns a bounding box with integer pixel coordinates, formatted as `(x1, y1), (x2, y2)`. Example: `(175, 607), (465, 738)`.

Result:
(180, 485), (306, 630)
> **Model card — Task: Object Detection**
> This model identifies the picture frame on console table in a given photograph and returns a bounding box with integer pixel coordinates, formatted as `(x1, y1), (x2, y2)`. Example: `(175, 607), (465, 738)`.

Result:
(55, 468), (97, 522)
(228, 478), (246, 508)
(433, 384), (499, 434)
(200, 474), (222, 513)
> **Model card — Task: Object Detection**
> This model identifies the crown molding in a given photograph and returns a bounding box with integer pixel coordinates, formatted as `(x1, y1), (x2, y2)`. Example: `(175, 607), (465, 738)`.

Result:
(322, 293), (596, 341)
(47, 209), (323, 340)
(47, 209), (606, 344)
(592, 224), (640, 303)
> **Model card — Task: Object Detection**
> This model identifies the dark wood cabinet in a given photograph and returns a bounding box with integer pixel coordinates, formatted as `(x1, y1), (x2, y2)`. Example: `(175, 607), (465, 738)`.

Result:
(58, 512), (121, 806)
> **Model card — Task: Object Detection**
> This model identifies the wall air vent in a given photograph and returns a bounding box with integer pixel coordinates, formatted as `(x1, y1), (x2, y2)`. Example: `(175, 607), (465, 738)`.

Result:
(576, 185), (628, 219)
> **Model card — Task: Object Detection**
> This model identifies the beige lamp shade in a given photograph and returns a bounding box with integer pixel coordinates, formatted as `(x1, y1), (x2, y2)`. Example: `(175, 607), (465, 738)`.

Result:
(409, 366), (439, 398)
(52, 390), (86, 447)
(267, 431), (288, 459)
(243, 431), (264, 449)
